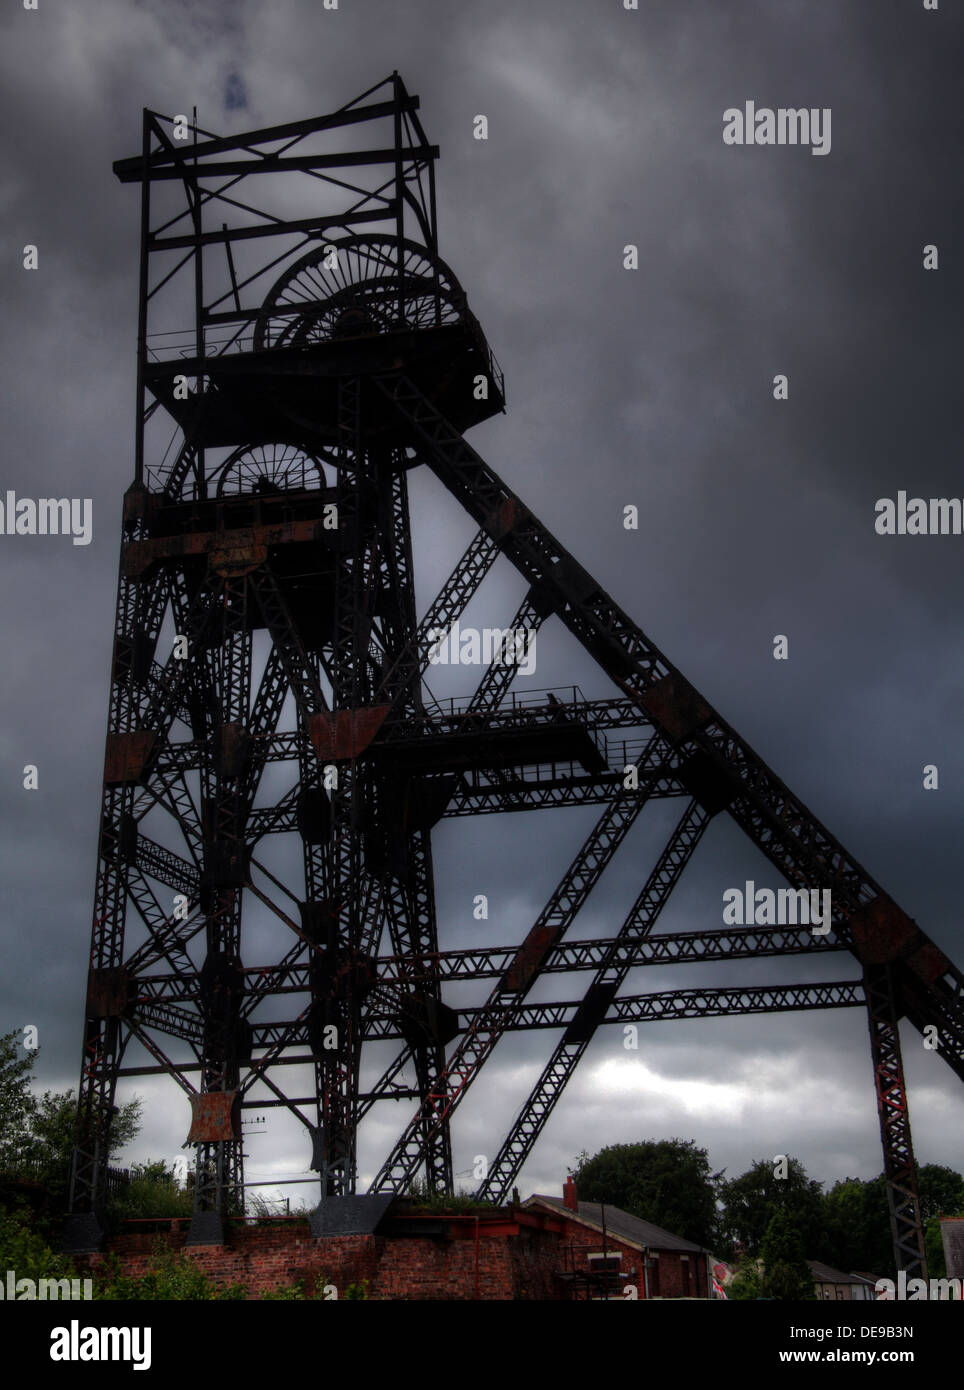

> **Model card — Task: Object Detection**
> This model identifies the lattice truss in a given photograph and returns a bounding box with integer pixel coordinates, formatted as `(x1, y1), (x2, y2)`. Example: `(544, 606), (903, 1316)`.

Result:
(68, 76), (962, 1272)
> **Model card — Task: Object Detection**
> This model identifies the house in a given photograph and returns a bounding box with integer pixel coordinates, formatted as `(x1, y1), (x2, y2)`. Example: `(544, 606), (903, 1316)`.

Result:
(940, 1215), (964, 1279)
(524, 1179), (713, 1298)
(808, 1260), (879, 1301)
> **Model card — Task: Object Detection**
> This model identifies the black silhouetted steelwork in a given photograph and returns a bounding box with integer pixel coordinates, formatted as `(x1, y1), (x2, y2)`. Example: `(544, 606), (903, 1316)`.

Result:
(65, 76), (959, 1276)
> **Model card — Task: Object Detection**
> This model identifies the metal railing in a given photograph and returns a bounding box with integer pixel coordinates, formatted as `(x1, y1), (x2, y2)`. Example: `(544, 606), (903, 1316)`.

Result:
(0, 1155), (140, 1197)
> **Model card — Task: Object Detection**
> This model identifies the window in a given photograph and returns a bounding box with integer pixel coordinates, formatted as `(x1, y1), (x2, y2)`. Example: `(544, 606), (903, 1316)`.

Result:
(588, 1252), (622, 1272)
(585, 1250), (622, 1298)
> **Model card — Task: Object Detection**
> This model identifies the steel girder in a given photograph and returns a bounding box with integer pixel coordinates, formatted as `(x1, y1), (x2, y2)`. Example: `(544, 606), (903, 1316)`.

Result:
(474, 799), (711, 1202)
(131, 924), (848, 1002)
(370, 738), (667, 1193)
(128, 980), (867, 1053)
(373, 371), (960, 1269)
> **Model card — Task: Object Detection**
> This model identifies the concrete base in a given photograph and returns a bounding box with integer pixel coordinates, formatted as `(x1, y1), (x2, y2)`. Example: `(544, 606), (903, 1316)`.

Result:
(186, 1210), (226, 1245)
(60, 1211), (105, 1254)
(309, 1194), (394, 1237)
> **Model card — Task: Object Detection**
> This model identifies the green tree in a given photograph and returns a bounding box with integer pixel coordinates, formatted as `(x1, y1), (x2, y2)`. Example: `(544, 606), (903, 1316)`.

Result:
(18, 1089), (76, 1168)
(821, 1168), (964, 1280)
(916, 1164), (964, 1223)
(0, 1203), (78, 1284)
(822, 1176), (892, 1277)
(0, 1031), (37, 1169)
(0, 1031), (143, 1226)
(24, 1088), (142, 1169)
(760, 1210), (816, 1300)
(718, 1156), (826, 1258)
(573, 1139), (722, 1247)
(726, 1253), (765, 1300)
(919, 1165), (964, 1280)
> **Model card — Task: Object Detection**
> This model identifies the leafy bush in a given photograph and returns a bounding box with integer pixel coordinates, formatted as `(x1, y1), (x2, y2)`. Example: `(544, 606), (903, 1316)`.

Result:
(404, 1177), (495, 1213)
(262, 1274), (341, 1300)
(0, 1202), (78, 1284)
(107, 1161), (193, 1223)
(726, 1254), (765, 1300)
(261, 1278), (308, 1300)
(92, 1243), (246, 1300)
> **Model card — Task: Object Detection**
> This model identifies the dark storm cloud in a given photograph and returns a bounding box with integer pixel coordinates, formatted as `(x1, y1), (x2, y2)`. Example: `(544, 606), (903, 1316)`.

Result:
(224, 71), (248, 110)
(0, 0), (961, 1204)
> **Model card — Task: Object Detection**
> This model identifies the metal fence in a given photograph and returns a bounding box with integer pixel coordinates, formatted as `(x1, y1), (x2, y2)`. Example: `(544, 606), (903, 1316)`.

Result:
(0, 1155), (133, 1196)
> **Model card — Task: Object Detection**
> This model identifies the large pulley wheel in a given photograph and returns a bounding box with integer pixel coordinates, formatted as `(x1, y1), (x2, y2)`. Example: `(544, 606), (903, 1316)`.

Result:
(214, 443), (334, 497)
(253, 234), (467, 351)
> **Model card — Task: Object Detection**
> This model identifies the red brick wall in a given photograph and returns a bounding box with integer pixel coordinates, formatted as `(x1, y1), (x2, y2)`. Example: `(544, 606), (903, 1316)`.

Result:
(649, 1247), (708, 1299)
(374, 1227), (559, 1300)
(84, 1222), (377, 1298)
(554, 1223), (645, 1297)
(552, 1216), (709, 1299)
(82, 1220), (563, 1301)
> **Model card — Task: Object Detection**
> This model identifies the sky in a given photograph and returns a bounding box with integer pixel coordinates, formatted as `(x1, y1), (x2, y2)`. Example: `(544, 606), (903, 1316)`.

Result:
(0, 0), (962, 1218)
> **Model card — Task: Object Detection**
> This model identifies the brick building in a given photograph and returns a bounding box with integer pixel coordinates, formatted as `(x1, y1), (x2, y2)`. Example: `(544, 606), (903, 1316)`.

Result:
(80, 1181), (714, 1299)
(524, 1179), (712, 1299)
(941, 1216), (964, 1280)
(84, 1202), (570, 1300)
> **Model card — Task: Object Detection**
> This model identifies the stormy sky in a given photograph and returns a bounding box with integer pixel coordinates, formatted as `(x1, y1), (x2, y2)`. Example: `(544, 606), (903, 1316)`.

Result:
(1, 0), (962, 1217)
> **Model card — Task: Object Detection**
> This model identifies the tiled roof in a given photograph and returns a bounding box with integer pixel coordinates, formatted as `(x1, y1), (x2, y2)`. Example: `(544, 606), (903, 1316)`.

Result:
(807, 1260), (866, 1284)
(525, 1195), (707, 1253)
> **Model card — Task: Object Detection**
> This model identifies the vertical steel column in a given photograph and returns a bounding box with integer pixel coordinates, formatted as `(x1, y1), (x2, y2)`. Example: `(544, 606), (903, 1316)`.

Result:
(313, 381), (370, 1199)
(67, 487), (166, 1246)
(380, 465), (452, 1192)
(864, 963), (927, 1277)
(189, 573), (251, 1240)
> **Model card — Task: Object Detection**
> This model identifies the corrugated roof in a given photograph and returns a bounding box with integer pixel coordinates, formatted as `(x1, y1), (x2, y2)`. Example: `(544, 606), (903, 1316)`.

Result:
(525, 1195), (707, 1254)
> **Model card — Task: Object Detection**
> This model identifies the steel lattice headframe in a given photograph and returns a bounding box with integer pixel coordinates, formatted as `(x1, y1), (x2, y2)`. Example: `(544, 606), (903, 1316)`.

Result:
(63, 75), (961, 1275)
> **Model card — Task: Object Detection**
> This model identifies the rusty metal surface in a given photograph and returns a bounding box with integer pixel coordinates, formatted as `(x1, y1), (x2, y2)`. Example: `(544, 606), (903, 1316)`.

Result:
(905, 940), (953, 985)
(484, 497), (525, 540)
(215, 721), (249, 779)
(308, 706), (389, 761)
(641, 674), (712, 743)
(849, 897), (919, 965)
(186, 1092), (240, 1144)
(209, 542), (268, 578)
(502, 923), (557, 993)
(122, 516), (331, 578)
(103, 730), (156, 784)
(86, 967), (131, 1019)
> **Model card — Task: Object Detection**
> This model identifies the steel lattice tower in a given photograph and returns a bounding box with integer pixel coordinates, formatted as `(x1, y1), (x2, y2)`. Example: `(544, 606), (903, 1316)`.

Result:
(65, 76), (963, 1269)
